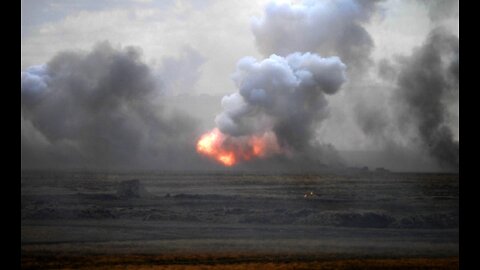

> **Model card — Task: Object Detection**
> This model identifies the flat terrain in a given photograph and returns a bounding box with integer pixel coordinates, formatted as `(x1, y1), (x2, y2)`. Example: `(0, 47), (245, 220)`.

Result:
(21, 171), (459, 269)
(21, 253), (459, 270)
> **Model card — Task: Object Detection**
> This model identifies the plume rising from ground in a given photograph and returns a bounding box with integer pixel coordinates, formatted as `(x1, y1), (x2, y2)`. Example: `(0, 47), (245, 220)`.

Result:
(394, 28), (459, 170)
(196, 52), (346, 166)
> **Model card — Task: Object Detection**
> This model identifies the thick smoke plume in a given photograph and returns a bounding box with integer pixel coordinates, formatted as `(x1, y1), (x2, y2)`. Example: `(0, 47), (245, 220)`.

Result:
(250, 0), (459, 171)
(198, 0), (380, 167)
(21, 42), (202, 170)
(251, 0), (382, 73)
(394, 28), (459, 170)
(198, 52), (347, 167)
(347, 29), (459, 171)
(216, 53), (346, 150)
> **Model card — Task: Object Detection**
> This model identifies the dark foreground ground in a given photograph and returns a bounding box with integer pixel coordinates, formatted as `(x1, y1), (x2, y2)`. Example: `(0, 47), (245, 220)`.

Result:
(21, 171), (459, 269)
(21, 253), (459, 269)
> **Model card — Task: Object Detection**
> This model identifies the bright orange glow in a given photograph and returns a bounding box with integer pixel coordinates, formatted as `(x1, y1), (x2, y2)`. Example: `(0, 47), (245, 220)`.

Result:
(196, 128), (281, 166)
(251, 136), (266, 156)
(218, 153), (235, 166)
(196, 129), (220, 154)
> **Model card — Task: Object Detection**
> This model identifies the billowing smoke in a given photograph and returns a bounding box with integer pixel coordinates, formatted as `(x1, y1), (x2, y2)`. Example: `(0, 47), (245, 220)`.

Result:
(394, 28), (459, 170)
(245, 0), (459, 172)
(251, 0), (382, 73)
(21, 1), (459, 172)
(198, 0), (380, 167)
(217, 53), (346, 150)
(348, 27), (459, 172)
(197, 52), (347, 167)
(21, 41), (204, 170)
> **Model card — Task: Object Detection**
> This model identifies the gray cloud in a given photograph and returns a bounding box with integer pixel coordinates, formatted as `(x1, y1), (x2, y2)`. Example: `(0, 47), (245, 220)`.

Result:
(394, 28), (459, 170)
(420, 0), (459, 23)
(351, 28), (459, 172)
(157, 46), (206, 95)
(21, 41), (206, 170)
(251, 0), (382, 73)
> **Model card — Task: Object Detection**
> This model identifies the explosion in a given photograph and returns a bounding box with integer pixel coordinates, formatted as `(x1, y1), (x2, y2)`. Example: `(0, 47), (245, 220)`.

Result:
(195, 52), (347, 167)
(196, 128), (281, 166)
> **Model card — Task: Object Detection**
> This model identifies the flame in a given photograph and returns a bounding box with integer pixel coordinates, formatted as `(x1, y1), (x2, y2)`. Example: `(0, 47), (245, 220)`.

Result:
(196, 128), (281, 166)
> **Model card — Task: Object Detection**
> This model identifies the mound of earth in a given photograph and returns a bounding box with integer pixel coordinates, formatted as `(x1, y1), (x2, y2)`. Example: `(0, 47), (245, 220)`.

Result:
(116, 179), (150, 198)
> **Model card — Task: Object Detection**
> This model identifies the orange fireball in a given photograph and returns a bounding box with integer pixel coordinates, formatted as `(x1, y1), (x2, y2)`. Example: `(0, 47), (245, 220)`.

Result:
(196, 128), (235, 166)
(196, 128), (281, 166)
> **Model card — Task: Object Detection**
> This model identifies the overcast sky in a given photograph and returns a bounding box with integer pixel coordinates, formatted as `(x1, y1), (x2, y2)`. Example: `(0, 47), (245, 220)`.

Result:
(21, 0), (458, 95)
(21, 0), (459, 172)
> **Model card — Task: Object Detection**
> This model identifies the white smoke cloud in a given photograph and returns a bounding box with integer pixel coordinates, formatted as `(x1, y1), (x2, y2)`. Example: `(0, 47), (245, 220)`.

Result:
(215, 52), (346, 152)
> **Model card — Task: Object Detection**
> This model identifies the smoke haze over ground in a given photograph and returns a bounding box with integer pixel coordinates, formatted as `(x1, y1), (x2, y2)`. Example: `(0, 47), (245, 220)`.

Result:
(21, 42), (208, 171)
(21, 0), (459, 172)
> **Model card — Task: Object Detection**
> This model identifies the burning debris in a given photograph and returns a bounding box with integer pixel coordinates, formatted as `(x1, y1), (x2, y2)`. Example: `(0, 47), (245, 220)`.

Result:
(304, 191), (317, 198)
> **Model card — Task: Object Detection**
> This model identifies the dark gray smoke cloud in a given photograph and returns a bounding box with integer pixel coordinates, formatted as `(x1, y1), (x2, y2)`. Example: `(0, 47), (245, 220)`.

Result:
(21, 41), (206, 171)
(394, 28), (459, 170)
(352, 28), (459, 172)
(251, 0), (382, 73)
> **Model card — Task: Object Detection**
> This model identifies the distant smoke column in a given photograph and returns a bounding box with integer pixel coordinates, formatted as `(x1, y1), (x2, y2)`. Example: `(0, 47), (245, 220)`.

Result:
(395, 29), (459, 170)
(215, 52), (347, 152)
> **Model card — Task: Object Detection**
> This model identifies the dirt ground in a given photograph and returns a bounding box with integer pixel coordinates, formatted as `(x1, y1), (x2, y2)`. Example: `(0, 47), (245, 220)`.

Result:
(21, 253), (459, 270)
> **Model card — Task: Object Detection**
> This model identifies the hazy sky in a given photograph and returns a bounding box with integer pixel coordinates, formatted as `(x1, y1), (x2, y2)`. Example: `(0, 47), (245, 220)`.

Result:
(21, 0), (459, 172)
(21, 0), (458, 95)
